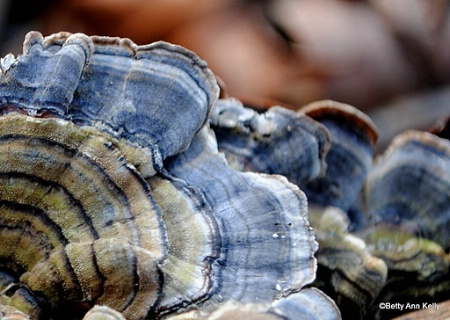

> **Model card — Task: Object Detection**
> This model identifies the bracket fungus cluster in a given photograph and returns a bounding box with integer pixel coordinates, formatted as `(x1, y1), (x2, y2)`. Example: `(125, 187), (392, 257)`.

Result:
(0, 31), (340, 320)
(1, 31), (449, 320)
(211, 98), (450, 319)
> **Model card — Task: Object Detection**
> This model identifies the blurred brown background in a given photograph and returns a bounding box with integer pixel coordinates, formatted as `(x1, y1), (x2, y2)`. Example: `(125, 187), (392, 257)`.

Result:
(1, 0), (450, 150)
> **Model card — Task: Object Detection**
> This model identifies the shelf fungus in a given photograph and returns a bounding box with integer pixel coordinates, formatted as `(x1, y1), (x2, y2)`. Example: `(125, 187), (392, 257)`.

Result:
(363, 130), (450, 250)
(0, 31), (335, 319)
(82, 305), (127, 320)
(300, 100), (378, 214)
(163, 288), (341, 320)
(0, 31), (218, 174)
(208, 98), (387, 318)
(209, 97), (330, 186)
(164, 126), (326, 309)
(360, 129), (450, 319)
(307, 205), (387, 319)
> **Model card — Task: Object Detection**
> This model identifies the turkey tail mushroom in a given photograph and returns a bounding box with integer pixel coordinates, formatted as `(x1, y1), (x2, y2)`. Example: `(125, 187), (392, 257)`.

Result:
(0, 31), (219, 174)
(165, 126), (321, 308)
(0, 113), (166, 319)
(0, 31), (338, 319)
(363, 130), (450, 250)
(361, 129), (450, 319)
(300, 100), (378, 216)
(0, 31), (93, 117)
(308, 205), (388, 319)
(163, 288), (341, 320)
(209, 97), (330, 186)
